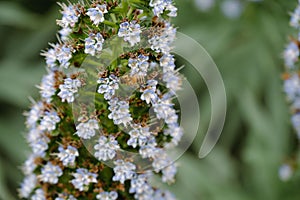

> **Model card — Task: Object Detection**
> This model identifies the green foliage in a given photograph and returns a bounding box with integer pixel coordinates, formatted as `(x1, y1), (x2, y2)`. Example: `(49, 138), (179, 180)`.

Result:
(0, 0), (299, 199)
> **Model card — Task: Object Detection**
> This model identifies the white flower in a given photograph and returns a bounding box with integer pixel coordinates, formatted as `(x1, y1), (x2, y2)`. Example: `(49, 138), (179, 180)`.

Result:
(57, 3), (80, 28)
(55, 194), (77, 200)
(39, 71), (56, 103)
(291, 5), (300, 28)
(284, 42), (299, 68)
(94, 136), (120, 161)
(18, 174), (37, 198)
(160, 54), (176, 73)
(58, 78), (82, 103)
(71, 168), (98, 191)
(163, 71), (182, 92)
(153, 190), (176, 200)
(39, 162), (63, 184)
(31, 189), (46, 200)
(164, 124), (183, 148)
(127, 125), (152, 148)
(59, 27), (73, 41)
(97, 75), (119, 100)
(25, 101), (44, 128)
(29, 135), (50, 157)
(21, 154), (38, 175)
(40, 111), (60, 131)
(284, 74), (300, 101)
(149, 0), (177, 17)
(108, 98), (132, 126)
(85, 32), (105, 56)
(57, 145), (79, 166)
(292, 113), (300, 138)
(96, 191), (118, 200)
(112, 160), (136, 183)
(118, 21), (141, 46)
(42, 43), (74, 69)
(86, 4), (108, 25)
(129, 173), (153, 195)
(153, 100), (178, 125)
(139, 138), (158, 159)
(128, 54), (149, 77)
(149, 22), (176, 54)
(162, 163), (177, 183)
(75, 119), (99, 139)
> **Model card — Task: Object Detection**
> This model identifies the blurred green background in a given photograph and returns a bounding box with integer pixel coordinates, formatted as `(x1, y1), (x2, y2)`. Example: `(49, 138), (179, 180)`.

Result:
(0, 0), (299, 199)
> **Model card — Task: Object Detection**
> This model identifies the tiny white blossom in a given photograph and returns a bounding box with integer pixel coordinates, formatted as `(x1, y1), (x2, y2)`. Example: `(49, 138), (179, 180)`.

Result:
(57, 3), (80, 28)
(58, 78), (82, 103)
(85, 32), (105, 56)
(57, 145), (79, 166)
(75, 119), (99, 139)
(96, 191), (118, 200)
(153, 190), (176, 200)
(40, 111), (60, 132)
(87, 4), (108, 25)
(39, 162), (63, 184)
(291, 5), (300, 28)
(164, 124), (183, 148)
(129, 173), (153, 195)
(42, 43), (74, 69)
(31, 189), (46, 200)
(94, 136), (120, 161)
(97, 75), (119, 100)
(284, 42), (299, 68)
(149, 22), (176, 54)
(284, 74), (300, 101)
(55, 194), (77, 200)
(112, 160), (136, 183)
(118, 21), (141, 46)
(127, 125), (153, 148)
(162, 163), (177, 183)
(108, 98), (132, 126)
(128, 54), (149, 77)
(18, 174), (37, 198)
(163, 71), (182, 92)
(21, 154), (38, 175)
(30, 135), (50, 157)
(149, 0), (177, 17)
(59, 27), (73, 41)
(71, 168), (98, 191)
(25, 101), (44, 128)
(39, 71), (56, 103)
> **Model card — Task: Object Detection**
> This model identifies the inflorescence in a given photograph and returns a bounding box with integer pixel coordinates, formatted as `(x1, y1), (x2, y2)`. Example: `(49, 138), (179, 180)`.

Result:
(19, 0), (183, 199)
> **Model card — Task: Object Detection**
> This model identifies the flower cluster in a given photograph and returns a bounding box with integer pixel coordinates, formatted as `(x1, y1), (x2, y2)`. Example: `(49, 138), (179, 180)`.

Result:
(19, 0), (183, 199)
(280, 0), (300, 181)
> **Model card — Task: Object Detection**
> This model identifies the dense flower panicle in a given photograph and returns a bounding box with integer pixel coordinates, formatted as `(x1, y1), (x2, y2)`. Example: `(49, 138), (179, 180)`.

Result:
(75, 118), (99, 139)
(58, 78), (82, 103)
(94, 135), (120, 161)
(71, 168), (98, 191)
(20, 0), (182, 199)
(118, 21), (141, 46)
(282, 0), (300, 181)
